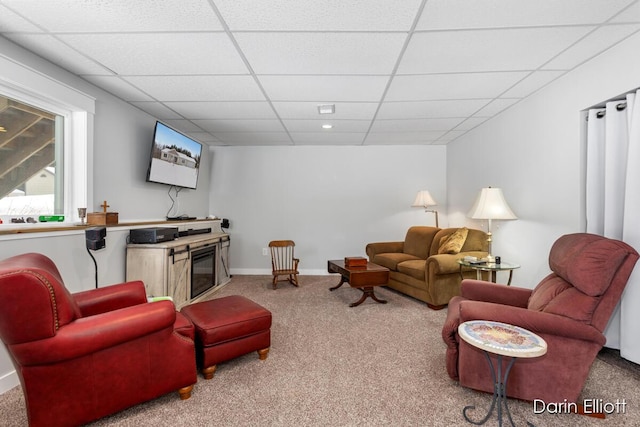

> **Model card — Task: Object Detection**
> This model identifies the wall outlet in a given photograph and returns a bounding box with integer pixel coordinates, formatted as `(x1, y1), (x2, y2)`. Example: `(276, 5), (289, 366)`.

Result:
(262, 248), (268, 256)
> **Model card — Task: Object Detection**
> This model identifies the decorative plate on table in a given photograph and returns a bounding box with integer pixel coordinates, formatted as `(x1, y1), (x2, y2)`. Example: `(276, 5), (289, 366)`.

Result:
(458, 320), (547, 358)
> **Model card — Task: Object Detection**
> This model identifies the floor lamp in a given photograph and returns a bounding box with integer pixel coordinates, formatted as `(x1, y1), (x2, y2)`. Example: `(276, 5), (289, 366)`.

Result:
(468, 187), (517, 262)
(412, 190), (439, 227)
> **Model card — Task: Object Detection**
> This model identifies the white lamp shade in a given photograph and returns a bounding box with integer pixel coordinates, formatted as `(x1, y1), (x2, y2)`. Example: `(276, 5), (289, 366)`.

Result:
(412, 190), (437, 207)
(468, 187), (517, 220)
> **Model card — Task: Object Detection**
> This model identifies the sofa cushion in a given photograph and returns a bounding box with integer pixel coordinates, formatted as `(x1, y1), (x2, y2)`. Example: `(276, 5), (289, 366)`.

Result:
(397, 260), (427, 281)
(403, 226), (440, 259)
(373, 253), (421, 271)
(438, 228), (469, 254)
(461, 228), (488, 252)
(432, 227), (487, 255)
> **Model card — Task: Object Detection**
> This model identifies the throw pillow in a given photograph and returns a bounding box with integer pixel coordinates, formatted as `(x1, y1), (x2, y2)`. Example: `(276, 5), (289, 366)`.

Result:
(438, 227), (469, 254)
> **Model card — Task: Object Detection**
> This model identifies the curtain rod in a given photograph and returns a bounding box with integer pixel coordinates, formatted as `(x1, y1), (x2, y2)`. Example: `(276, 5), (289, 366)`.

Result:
(591, 101), (627, 120)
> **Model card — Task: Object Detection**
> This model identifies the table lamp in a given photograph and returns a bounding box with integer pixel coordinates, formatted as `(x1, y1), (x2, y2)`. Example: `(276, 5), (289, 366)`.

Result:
(412, 190), (439, 227)
(468, 187), (517, 262)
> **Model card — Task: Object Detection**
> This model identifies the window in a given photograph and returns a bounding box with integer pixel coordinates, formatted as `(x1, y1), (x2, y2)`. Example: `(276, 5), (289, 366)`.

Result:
(0, 94), (64, 220)
(0, 52), (95, 227)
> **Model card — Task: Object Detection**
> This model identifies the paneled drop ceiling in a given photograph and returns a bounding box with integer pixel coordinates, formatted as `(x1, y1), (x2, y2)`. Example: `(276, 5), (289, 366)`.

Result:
(0, 0), (639, 146)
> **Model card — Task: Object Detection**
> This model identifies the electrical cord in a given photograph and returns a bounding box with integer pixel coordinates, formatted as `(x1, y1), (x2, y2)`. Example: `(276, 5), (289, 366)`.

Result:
(166, 185), (184, 218)
(86, 245), (98, 289)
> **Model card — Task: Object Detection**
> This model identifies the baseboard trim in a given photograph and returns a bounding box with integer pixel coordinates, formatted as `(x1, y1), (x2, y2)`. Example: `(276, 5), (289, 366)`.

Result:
(230, 268), (331, 276)
(0, 370), (19, 395)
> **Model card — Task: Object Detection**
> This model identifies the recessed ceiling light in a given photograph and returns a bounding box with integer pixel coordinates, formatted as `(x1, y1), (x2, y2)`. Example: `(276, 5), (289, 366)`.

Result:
(322, 124), (333, 129)
(317, 104), (335, 115)
(0, 126), (6, 132)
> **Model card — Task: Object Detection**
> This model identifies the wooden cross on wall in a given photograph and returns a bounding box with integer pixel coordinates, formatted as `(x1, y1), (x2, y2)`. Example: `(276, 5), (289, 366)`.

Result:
(101, 200), (110, 213)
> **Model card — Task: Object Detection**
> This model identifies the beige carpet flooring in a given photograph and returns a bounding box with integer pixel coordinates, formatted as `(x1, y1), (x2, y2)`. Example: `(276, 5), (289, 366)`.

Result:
(0, 275), (639, 426)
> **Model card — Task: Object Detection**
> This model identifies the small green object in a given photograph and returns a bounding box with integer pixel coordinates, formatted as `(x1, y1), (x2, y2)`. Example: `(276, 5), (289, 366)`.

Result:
(38, 215), (65, 222)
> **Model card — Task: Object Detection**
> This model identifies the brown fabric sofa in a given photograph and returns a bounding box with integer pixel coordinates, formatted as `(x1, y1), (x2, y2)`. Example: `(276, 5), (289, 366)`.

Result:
(441, 233), (639, 403)
(366, 226), (488, 309)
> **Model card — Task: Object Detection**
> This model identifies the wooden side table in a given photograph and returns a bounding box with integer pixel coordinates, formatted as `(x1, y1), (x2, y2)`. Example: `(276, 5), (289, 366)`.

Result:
(457, 260), (520, 285)
(458, 320), (547, 426)
(327, 260), (389, 307)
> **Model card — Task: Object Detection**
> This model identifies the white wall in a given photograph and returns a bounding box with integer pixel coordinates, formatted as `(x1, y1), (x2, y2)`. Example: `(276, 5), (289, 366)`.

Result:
(447, 31), (640, 289)
(91, 103), (211, 222)
(209, 145), (447, 274)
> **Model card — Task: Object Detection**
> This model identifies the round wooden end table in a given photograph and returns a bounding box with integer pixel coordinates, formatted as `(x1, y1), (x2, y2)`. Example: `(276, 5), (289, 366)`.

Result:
(458, 320), (547, 426)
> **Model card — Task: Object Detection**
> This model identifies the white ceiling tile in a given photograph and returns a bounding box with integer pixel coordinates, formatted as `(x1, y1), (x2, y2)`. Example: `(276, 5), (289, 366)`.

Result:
(184, 132), (221, 144)
(0, 5), (43, 31)
(386, 73), (529, 101)
(473, 99), (521, 117)
(283, 120), (371, 133)
(259, 75), (389, 102)
(59, 33), (247, 75)
(214, 0), (423, 31)
(129, 102), (183, 120)
(81, 75), (154, 101)
(216, 140), (292, 146)
(235, 32), (406, 75)
(272, 102), (378, 120)
(454, 117), (490, 131)
(193, 119), (285, 133)
(162, 120), (205, 133)
(212, 132), (292, 145)
(290, 132), (366, 145)
(543, 24), (640, 70)
(164, 101), (277, 120)
(370, 118), (464, 132)
(417, 0), (636, 30)
(2, 0), (636, 147)
(122, 76), (265, 101)
(2, 0), (222, 32)
(610, 1), (640, 23)
(2, 34), (113, 75)
(365, 131), (446, 144)
(501, 70), (564, 98)
(377, 100), (491, 119)
(437, 130), (468, 141)
(400, 27), (593, 74)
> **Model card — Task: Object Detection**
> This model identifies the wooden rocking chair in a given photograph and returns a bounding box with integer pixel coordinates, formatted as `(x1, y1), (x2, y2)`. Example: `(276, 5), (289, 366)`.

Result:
(269, 240), (300, 289)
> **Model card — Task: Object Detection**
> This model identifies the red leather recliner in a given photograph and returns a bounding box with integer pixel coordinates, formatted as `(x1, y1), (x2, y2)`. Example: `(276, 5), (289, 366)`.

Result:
(442, 233), (639, 403)
(0, 253), (198, 427)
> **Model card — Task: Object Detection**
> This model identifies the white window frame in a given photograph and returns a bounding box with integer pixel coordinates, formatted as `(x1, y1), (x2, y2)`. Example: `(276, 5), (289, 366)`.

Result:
(0, 53), (95, 225)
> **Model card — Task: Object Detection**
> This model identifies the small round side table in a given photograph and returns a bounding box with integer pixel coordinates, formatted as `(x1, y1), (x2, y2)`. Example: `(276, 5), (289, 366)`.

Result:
(457, 260), (520, 285)
(458, 320), (547, 426)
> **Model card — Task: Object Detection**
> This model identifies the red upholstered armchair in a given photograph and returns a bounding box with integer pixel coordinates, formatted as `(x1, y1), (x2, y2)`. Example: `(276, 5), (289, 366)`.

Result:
(442, 233), (639, 404)
(0, 253), (198, 427)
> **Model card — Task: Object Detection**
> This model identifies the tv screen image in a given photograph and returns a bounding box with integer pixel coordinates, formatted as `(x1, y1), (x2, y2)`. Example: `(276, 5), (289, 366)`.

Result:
(146, 121), (203, 189)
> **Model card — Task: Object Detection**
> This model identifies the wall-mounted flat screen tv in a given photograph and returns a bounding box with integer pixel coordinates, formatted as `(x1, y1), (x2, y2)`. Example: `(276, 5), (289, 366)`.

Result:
(146, 121), (202, 189)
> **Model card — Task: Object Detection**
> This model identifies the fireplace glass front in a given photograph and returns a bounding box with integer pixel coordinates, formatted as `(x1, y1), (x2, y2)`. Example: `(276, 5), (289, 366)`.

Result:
(191, 245), (216, 299)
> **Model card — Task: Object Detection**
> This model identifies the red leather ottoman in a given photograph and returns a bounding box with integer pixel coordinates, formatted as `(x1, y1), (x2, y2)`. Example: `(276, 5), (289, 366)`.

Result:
(180, 295), (272, 379)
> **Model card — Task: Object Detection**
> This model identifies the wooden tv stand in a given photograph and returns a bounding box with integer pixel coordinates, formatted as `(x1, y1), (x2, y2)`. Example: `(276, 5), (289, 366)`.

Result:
(126, 231), (230, 309)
